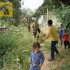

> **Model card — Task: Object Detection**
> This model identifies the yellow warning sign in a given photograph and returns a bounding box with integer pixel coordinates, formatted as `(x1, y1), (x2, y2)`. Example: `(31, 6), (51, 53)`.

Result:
(0, 2), (13, 17)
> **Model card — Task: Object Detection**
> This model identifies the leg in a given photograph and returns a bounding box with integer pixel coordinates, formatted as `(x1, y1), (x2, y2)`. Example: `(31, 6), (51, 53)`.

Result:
(64, 41), (67, 49)
(49, 41), (60, 61)
(53, 41), (59, 54)
(60, 36), (62, 46)
(54, 46), (59, 54)
(33, 31), (37, 38)
(28, 26), (30, 31)
(38, 28), (41, 33)
(49, 41), (57, 61)
(67, 41), (70, 50)
(50, 41), (57, 59)
(51, 41), (59, 58)
(51, 45), (54, 59)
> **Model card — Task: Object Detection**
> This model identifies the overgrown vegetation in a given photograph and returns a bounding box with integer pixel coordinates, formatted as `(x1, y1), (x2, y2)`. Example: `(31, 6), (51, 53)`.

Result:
(0, 0), (35, 69)
(0, 0), (70, 70)
(0, 25), (35, 70)
(54, 3), (70, 30)
(57, 50), (70, 70)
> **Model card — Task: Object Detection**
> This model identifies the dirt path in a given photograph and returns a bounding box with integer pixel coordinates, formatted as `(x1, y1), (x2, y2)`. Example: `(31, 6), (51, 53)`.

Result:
(41, 45), (62, 70)
(41, 46), (52, 70)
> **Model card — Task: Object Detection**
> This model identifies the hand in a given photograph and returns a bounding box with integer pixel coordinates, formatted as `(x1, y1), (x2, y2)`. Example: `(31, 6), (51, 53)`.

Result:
(39, 38), (44, 44)
(39, 64), (42, 69)
(29, 60), (32, 64)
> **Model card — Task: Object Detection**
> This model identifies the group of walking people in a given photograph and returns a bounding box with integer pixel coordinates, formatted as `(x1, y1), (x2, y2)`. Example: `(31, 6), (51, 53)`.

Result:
(58, 24), (70, 50)
(23, 17), (41, 41)
(23, 18), (70, 70)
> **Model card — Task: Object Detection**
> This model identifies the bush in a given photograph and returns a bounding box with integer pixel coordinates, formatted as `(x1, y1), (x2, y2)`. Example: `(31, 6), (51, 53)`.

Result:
(54, 4), (70, 28)
(0, 25), (35, 70)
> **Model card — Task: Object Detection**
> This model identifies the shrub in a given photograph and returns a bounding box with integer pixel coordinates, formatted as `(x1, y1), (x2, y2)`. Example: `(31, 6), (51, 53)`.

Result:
(0, 25), (35, 70)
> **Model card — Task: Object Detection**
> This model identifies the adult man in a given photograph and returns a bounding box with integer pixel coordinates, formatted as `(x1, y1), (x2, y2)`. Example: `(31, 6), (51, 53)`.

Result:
(32, 20), (40, 41)
(26, 17), (31, 31)
(41, 20), (60, 61)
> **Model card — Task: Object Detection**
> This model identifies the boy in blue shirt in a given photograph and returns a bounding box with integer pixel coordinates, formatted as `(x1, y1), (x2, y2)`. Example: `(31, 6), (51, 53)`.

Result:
(59, 24), (64, 46)
(29, 42), (44, 70)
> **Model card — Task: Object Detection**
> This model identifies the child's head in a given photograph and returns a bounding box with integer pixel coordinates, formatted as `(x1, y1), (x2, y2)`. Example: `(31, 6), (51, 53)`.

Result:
(64, 29), (67, 33)
(33, 42), (41, 53)
(48, 19), (53, 26)
(61, 24), (64, 28)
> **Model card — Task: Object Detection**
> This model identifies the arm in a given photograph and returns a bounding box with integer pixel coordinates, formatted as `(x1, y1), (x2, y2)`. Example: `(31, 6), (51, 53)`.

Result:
(41, 28), (51, 42)
(29, 52), (32, 64)
(40, 53), (45, 68)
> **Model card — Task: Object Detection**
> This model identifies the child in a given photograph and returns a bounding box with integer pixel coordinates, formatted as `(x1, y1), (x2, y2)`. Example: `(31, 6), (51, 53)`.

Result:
(29, 42), (44, 70)
(62, 31), (70, 50)
(40, 20), (60, 61)
(59, 24), (64, 46)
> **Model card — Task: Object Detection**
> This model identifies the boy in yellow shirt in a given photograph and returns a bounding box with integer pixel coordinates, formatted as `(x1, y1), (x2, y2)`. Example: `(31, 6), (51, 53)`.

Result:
(41, 20), (60, 61)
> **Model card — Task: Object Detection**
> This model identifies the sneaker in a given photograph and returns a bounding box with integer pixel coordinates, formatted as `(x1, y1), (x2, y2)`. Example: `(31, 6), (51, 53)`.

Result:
(48, 58), (55, 61)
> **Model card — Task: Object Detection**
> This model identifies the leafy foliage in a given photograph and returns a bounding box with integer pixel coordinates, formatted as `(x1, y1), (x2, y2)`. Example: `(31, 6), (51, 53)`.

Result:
(54, 4), (70, 30)
(21, 8), (34, 17)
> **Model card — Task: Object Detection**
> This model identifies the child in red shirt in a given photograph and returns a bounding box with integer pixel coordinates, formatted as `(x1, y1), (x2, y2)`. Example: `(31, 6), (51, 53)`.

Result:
(62, 31), (70, 50)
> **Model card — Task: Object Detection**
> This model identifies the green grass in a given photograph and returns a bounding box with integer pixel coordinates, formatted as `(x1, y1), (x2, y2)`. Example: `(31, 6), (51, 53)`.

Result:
(44, 41), (50, 51)
(43, 40), (70, 70)
(0, 24), (36, 70)
(58, 50), (70, 70)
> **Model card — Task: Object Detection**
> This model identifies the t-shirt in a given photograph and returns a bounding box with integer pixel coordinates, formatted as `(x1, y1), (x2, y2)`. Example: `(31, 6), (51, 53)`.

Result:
(30, 50), (44, 65)
(32, 23), (39, 30)
(59, 28), (64, 36)
(44, 25), (59, 41)
(62, 33), (69, 41)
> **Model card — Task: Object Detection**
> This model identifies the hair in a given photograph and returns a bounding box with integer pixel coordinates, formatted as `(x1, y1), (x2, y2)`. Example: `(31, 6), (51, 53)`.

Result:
(33, 42), (41, 49)
(48, 20), (53, 25)
(61, 24), (63, 28)
(61, 24), (63, 26)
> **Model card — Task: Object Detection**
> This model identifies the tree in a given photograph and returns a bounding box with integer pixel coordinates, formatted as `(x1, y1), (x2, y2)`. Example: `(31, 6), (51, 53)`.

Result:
(21, 8), (34, 17)
(0, 0), (21, 26)
(55, 4), (70, 31)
